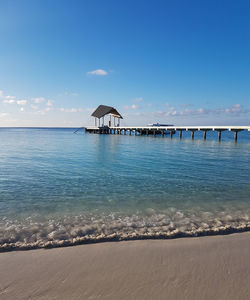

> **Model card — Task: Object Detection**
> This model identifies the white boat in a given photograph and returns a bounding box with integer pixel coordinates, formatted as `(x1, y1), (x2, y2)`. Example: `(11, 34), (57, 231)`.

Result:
(147, 123), (174, 127)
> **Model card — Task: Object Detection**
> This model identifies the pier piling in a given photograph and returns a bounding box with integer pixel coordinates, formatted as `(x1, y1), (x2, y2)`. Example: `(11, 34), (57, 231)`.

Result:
(234, 131), (238, 141)
(218, 131), (221, 141)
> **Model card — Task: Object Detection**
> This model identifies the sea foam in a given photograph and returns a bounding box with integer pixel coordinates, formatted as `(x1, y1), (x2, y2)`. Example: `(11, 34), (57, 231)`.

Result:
(1, 207), (250, 251)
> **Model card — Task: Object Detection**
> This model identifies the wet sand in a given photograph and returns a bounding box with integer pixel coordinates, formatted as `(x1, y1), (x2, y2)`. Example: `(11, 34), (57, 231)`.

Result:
(0, 232), (250, 300)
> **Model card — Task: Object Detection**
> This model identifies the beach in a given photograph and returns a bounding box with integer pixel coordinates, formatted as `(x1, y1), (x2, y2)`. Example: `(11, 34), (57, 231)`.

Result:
(1, 232), (250, 300)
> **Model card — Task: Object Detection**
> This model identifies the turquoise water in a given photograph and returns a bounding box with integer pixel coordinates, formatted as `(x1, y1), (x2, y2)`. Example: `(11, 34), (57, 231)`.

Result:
(0, 128), (250, 250)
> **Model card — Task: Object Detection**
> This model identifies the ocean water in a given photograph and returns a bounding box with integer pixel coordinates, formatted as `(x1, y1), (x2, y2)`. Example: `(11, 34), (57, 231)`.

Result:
(0, 127), (250, 250)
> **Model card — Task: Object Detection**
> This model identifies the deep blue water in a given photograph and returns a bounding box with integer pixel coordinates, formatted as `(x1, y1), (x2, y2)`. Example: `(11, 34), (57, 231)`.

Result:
(0, 128), (250, 250)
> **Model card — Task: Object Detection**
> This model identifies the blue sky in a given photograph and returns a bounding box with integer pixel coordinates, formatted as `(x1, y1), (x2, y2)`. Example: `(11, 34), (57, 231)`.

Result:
(0, 0), (249, 126)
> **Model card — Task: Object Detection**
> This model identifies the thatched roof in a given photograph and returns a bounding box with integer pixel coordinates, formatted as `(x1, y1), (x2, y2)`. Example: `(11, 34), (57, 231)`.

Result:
(91, 105), (123, 119)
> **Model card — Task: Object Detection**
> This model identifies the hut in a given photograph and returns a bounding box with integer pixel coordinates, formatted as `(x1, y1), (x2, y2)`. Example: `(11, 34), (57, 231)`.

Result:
(91, 105), (123, 127)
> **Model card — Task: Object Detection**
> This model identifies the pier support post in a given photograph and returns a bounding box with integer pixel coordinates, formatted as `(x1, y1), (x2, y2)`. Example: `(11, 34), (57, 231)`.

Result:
(203, 130), (207, 140)
(218, 131), (221, 141)
(170, 131), (173, 138)
(179, 130), (182, 139)
(140, 130), (143, 136)
(161, 130), (164, 136)
(153, 130), (156, 136)
(191, 131), (194, 139)
(215, 129), (226, 141)
(234, 131), (238, 142)
(129, 130), (132, 135)
(231, 129), (243, 142)
(146, 130), (149, 136)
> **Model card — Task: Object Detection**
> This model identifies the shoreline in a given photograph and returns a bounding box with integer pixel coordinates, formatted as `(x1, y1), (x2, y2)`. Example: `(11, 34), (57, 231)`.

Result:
(1, 223), (250, 252)
(1, 232), (250, 299)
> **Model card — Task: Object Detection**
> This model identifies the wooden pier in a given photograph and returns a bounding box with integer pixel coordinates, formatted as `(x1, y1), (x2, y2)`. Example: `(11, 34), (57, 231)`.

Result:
(85, 125), (250, 141)
(86, 105), (250, 141)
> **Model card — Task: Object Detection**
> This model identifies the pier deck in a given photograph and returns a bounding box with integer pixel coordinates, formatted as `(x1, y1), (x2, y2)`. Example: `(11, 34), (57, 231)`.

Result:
(85, 125), (250, 141)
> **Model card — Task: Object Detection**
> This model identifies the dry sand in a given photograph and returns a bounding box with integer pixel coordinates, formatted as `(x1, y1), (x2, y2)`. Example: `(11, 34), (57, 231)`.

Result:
(0, 232), (250, 300)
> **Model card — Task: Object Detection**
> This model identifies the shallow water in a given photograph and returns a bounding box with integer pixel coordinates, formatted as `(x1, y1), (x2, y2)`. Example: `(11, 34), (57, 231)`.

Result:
(0, 128), (250, 250)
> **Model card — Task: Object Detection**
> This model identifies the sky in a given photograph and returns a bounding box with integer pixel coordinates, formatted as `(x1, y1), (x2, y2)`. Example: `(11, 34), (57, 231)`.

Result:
(0, 0), (249, 127)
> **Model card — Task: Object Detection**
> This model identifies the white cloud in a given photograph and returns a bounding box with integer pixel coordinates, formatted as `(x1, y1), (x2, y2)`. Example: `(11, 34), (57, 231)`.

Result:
(5, 95), (16, 100)
(134, 97), (143, 102)
(86, 107), (95, 113)
(150, 104), (249, 118)
(0, 113), (8, 117)
(31, 105), (38, 109)
(46, 100), (53, 107)
(3, 99), (15, 104)
(231, 104), (241, 112)
(124, 104), (139, 110)
(59, 108), (83, 113)
(64, 91), (79, 97)
(0, 90), (3, 98)
(17, 100), (27, 105)
(87, 69), (108, 76)
(35, 110), (46, 115)
(215, 104), (249, 115)
(33, 97), (45, 103)
(179, 103), (193, 108)
(20, 107), (25, 112)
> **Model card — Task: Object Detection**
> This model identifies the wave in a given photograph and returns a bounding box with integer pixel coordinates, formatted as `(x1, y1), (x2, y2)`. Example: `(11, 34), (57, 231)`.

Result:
(1, 209), (250, 251)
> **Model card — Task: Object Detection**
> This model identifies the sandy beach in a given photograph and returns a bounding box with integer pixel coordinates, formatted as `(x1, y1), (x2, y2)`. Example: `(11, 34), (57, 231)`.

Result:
(0, 232), (250, 300)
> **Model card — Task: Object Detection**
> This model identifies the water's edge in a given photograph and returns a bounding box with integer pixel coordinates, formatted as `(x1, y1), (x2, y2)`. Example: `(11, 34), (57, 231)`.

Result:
(1, 224), (250, 252)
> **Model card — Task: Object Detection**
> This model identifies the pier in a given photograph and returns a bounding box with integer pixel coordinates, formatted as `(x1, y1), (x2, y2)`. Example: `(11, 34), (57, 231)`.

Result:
(86, 105), (250, 141)
(85, 126), (250, 141)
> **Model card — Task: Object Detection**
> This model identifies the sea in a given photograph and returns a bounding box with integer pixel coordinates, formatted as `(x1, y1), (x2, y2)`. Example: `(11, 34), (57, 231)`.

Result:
(0, 127), (250, 250)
